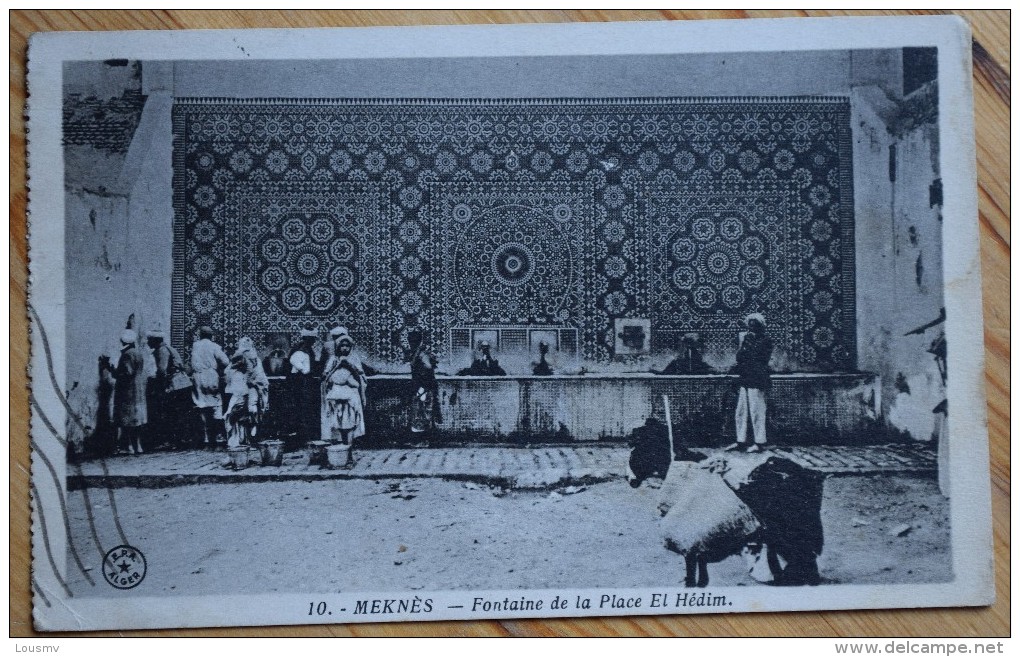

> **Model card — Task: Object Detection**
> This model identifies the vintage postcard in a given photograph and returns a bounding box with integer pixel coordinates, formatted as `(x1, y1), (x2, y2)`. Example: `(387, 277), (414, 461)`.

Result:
(27, 17), (992, 631)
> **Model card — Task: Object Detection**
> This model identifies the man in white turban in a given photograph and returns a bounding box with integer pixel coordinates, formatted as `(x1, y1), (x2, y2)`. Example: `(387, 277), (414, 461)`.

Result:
(725, 313), (774, 453)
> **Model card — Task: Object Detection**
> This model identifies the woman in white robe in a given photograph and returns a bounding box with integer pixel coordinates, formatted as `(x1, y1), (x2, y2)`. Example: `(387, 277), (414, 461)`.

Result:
(223, 337), (269, 448)
(322, 327), (367, 444)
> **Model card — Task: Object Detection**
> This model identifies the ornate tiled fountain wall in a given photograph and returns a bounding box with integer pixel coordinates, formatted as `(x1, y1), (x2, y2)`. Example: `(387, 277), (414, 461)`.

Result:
(172, 98), (856, 371)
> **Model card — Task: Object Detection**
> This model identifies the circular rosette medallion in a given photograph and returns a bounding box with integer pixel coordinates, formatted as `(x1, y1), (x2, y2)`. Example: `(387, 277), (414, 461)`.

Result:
(700, 243), (740, 283)
(491, 242), (534, 286)
(452, 204), (574, 324)
(290, 245), (328, 284)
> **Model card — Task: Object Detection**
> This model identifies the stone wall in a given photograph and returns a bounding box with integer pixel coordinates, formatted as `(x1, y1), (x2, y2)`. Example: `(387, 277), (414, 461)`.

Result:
(356, 373), (880, 446)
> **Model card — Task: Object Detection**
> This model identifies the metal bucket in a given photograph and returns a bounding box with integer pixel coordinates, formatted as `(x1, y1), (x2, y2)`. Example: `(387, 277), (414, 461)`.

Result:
(258, 440), (285, 467)
(308, 440), (330, 467)
(325, 443), (353, 470)
(227, 446), (250, 471)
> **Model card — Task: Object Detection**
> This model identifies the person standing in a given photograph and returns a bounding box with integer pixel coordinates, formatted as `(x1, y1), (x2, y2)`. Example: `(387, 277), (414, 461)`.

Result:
(191, 325), (230, 449)
(93, 352), (118, 457)
(262, 337), (290, 377)
(223, 336), (270, 448)
(109, 329), (148, 455)
(258, 336), (291, 443)
(726, 313), (774, 453)
(147, 329), (190, 450)
(322, 327), (368, 444)
(289, 326), (324, 446)
(408, 329), (441, 433)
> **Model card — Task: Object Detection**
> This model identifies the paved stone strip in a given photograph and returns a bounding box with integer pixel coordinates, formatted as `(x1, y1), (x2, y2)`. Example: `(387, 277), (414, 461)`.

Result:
(67, 443), (936, 490)
(772, 444), (937, 474)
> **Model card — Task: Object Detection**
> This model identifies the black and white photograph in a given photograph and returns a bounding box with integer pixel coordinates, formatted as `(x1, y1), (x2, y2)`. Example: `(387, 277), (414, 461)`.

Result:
(25, 17), (993, 631)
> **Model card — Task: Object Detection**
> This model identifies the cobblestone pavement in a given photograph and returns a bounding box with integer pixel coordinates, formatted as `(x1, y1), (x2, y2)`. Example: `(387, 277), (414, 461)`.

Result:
(68, 442), (937, 490)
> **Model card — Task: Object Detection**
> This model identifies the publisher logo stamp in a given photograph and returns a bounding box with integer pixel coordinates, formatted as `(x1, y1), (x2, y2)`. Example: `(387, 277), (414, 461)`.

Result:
(102, 545), (146, 590)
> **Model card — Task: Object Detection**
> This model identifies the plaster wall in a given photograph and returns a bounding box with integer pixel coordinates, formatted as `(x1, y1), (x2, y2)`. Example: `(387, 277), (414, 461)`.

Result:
(63, 186), (130, 445)
(63, 86), (174, 445)
(852, 86), (944, 441)
(122, 93), (175, 339)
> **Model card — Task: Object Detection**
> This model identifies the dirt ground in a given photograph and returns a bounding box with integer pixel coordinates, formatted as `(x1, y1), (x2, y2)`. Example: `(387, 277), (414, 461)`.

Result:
(64, 473), (950, 597)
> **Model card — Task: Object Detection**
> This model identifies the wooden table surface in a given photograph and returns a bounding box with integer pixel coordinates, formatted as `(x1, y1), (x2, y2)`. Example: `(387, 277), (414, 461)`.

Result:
(8, 9), (1009, 638)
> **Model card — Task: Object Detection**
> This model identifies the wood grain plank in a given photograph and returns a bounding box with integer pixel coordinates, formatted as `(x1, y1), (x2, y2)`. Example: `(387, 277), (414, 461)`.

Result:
(9, 9), (1008, 638)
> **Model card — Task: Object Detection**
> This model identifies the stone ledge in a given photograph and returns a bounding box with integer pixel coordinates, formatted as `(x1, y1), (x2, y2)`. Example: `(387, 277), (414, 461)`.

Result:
(66, 444), (936, 491)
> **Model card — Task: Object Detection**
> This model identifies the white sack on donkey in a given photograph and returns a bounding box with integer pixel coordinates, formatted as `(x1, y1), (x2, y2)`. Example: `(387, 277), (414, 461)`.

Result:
(659, 461), (762, 588)
(657, 455), (825, 587)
